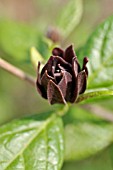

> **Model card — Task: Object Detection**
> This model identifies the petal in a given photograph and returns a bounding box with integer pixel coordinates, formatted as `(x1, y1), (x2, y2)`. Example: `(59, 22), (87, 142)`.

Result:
(72, 57), (80, 78)
(36, 62), (47, 99)
(41, 56), (54, 77)
(37, 62), (41, 83)
(36, 80), (47, 99)
(69, 81), (78, 103)
(52, 47), (64, 58)
(53, 56), (72, 72)
(70, 71), (87, 103)
(47, 80), (66, 104)
(77, 70), (87, 94)
(58, 71), (72, 101)
(82, 57), (89, 76)
(41, 70), (55, 91)
(64, 45), (76, 64)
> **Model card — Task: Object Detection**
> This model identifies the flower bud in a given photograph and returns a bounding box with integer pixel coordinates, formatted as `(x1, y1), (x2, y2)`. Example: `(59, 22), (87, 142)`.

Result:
(36, 45), (88, 104)
(46, 27), (61, 43)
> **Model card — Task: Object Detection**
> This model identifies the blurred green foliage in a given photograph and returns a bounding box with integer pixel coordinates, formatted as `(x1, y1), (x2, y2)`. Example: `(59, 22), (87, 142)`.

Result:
(62, 145), (113, 170)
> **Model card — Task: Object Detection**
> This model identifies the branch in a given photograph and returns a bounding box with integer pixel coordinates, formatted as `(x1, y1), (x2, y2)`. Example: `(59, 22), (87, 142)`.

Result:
(82, 104), (113, 122)
(0, 58), (36, 86)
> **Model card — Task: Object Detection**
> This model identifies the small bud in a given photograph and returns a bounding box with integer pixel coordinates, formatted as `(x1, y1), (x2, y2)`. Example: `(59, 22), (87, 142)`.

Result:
(46, 27), (61, 43)
(36, 45), (88, 104)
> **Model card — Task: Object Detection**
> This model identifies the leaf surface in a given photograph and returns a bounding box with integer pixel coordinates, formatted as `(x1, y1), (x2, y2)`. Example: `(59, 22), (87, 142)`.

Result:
(0, 112), (64, 170)
(77, 15), (113, 89)
(63, 105), (113, 161)
(57, 0), (83, 38)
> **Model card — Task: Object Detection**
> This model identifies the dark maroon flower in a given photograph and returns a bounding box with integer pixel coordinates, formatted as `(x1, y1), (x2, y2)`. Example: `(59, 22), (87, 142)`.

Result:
(36, 45), (88, 104)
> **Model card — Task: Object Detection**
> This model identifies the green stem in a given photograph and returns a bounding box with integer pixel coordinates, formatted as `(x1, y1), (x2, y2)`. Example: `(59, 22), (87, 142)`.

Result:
(56, 103), (70, 116)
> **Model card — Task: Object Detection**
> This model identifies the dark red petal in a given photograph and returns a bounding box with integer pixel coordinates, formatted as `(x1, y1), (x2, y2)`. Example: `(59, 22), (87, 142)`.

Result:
(58, 71), (72, 101)
(64, 45), (76, 64)
(36, 80), (47, 99)
(77, 70), (87, 94)
(41, 56), (54, 77)
(69, 81), (78, 103)
(52, 47), (64, 58)
(37, 62), (41, 83)
(82, 57), (89, 76)
(41, 70), (55, 91)
(36, 62), (47, 98)
(47, 80), (66, 104)
(72, 57), (80, 78)
(53, 56), (72, 72)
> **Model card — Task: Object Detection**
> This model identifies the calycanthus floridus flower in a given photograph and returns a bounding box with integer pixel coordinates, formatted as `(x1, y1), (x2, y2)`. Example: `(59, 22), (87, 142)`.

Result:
(36, 45), (88, 105)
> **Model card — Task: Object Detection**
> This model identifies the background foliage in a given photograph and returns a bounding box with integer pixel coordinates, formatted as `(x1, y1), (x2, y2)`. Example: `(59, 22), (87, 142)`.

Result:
(0, 0), (113, 169)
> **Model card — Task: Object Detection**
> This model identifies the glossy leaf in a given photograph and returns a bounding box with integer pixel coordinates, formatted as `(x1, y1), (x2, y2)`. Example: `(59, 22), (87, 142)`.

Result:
(77, 15), (113, 89)
(76, 89), (113, 103)
(0, 20), (39, 61)
(0, 112), (64, 170)
(57, 0), (83, 38)
(63, 105), (113, 161)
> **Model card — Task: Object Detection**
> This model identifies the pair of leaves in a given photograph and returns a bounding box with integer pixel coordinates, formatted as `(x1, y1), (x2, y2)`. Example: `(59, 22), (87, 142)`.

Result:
(0, 112), (64, 170)
(1, 104), (113, 170)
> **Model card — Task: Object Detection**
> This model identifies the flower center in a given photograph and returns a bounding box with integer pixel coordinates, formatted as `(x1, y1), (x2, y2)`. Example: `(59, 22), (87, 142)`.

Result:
(56, 69), (60, 73)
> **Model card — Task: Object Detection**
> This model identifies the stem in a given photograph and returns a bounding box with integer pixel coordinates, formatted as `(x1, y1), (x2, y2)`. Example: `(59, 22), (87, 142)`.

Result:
(0, 58), (36, 86)
(59, 104), (70, 116)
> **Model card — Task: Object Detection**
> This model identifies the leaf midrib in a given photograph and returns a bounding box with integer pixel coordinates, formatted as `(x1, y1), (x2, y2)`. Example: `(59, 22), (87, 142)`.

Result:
(4, 115), (55, 170)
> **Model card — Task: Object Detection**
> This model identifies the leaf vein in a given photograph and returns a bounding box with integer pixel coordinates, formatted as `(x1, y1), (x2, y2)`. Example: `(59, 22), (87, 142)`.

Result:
(4, 115), (55, 170)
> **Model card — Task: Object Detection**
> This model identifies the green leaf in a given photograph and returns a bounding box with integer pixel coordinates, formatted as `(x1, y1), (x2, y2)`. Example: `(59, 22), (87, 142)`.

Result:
(0, 112), (64, 170)
(77, 90), (113, 103)
(0, 20), (39, 61)
(77, 15), (113, 89)
(62, 145), (113, 170)
(56, 0), (83, 38)
(63, 105), (113, 161)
